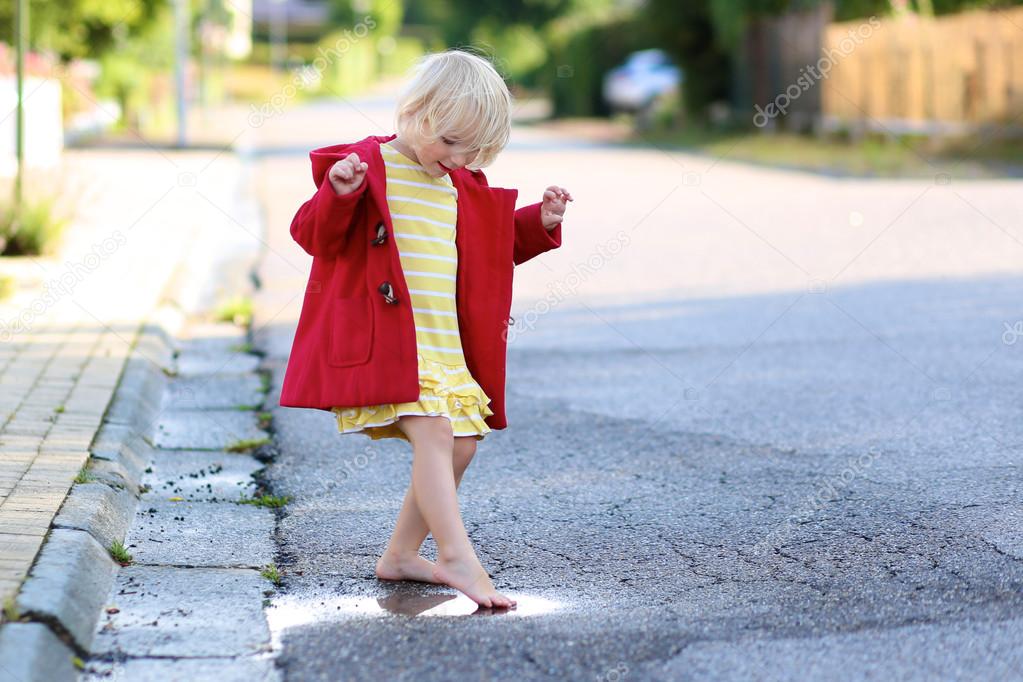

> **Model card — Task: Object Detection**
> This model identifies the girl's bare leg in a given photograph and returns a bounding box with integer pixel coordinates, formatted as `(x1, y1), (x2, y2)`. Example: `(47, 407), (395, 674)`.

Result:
(375, 434), (477, 583)
(390, 415), (515, 609)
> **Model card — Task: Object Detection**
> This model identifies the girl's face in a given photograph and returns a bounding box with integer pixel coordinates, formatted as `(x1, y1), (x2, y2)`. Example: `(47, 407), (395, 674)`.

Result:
(409, 123), (479, 178)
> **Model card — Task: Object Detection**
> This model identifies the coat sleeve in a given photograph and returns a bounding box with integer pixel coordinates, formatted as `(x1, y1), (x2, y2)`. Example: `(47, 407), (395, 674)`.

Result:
(467, 167), (563, 265)
(289, 168), (369, 259)
(513, 202), (562, 266)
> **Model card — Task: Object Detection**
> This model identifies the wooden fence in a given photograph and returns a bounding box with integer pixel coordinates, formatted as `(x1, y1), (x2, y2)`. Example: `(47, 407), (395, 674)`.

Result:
(735, 3), (834, 132)
(820, 8), (1023, 134)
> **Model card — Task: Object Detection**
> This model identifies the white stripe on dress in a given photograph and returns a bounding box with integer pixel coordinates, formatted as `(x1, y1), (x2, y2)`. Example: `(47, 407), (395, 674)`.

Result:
(421, 364), (472, 375)
(387, 195), (456, 212)
(413, 307), (457, 317)
(419, 366), (469, 376)
(448, 382), (482, 392)
(400, 252), (456, 263)
(386, 177), (457, 196)
(408, 289), (455, 299)
(391, 213), (455, 229)
(403, 270), (456, 281)
(395, 232), (453, 245)
(340, 413), (480, 432)
(415, 326), (459, 335)
(417, 343), (463, 353)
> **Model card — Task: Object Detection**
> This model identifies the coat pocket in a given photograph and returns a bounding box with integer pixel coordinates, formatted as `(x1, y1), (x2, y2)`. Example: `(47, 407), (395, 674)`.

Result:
(327, 296), (374, 367)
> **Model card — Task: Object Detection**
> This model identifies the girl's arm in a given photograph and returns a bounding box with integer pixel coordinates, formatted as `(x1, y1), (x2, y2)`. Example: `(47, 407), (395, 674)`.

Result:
(513, 202), (562, 265)
(290, 153), (369, 259)
(466, 167), (564, 266)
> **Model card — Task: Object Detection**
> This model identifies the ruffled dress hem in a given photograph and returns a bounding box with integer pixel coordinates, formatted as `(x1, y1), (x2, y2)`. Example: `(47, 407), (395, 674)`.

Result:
(332, 354), (494, 442)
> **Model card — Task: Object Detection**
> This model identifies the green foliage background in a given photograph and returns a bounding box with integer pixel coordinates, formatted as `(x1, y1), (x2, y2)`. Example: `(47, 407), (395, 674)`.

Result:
(6, 0), (1023, 124)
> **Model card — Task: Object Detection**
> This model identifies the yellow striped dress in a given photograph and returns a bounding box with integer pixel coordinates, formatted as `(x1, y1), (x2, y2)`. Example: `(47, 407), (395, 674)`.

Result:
(332, 141), (495, 442)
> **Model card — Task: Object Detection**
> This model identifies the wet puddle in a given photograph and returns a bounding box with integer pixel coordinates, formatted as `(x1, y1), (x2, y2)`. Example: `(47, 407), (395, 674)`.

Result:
(266, 591), (565, 648)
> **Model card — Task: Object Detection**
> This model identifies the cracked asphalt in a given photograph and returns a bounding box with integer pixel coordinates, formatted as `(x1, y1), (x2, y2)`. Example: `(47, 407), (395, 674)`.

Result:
(248, 95), (1023, 681)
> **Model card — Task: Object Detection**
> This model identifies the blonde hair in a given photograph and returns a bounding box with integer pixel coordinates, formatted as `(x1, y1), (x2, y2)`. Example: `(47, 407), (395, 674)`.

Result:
(394, 49), (512, 170)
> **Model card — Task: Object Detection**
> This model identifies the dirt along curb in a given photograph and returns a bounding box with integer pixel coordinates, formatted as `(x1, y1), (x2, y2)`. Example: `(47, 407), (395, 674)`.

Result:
(0, 149), (281, 681)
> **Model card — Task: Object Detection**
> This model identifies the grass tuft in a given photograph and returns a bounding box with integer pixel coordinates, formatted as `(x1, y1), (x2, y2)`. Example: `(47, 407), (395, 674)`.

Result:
(238, 493), (291, 508)
(0, 194), (69, 256)
(74, 465), (94, 484)
(3, 595), (20, 622)
(215, 295), (253, 327)
(109, 539), (133, 566)
(260, 563), (282, 586)
(226, 437), (270, 453)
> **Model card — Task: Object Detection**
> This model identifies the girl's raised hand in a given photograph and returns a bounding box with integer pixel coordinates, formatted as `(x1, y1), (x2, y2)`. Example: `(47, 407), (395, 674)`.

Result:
(328, 152), (369, 196)
(540, 185), (573, 230)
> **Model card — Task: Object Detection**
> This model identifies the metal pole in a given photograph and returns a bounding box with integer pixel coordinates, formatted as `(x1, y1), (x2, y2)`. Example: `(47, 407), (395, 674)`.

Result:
(271, 0), (287, 72)
(175, 0), (189, 147)
(14, 0), (27, 211)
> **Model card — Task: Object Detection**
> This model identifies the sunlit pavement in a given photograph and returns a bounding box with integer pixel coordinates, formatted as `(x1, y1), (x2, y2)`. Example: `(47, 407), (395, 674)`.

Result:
(244, 91), (1023, 680)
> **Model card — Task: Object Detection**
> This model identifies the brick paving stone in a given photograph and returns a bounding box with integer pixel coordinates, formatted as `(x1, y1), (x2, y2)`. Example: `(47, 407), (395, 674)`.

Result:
(0, 537), (44, 590)
(0, 510), (53, 536)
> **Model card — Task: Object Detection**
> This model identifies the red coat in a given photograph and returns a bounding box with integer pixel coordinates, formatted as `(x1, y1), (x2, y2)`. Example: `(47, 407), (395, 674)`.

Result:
(278, 133), (563, 430)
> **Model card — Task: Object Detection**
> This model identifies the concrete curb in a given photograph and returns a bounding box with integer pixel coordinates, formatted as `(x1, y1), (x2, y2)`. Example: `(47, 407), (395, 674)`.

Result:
(0, 148), (267, 680)
(51, 483), (137, 557)
(14, 529), (119, 655)
(0, 622), (80, 681)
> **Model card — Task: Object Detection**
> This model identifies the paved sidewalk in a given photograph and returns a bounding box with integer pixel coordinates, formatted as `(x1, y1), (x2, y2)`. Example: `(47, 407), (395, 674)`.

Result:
(0, 322), (124, 603)
(0, 148), (247, 618)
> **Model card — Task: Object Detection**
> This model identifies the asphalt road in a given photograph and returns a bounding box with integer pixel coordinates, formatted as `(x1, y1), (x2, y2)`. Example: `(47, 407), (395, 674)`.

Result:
(246, 94), (1023, 681)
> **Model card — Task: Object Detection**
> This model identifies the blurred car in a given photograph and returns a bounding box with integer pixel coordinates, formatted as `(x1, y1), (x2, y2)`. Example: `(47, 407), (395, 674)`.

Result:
(602, 49), (682, 115)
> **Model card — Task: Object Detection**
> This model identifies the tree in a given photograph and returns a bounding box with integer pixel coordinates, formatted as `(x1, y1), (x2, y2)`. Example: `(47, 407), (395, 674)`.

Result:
(402, 0), (572, 50)
(326, 0), (405, 37)
(643, 0), (733, 118)
(0, 0), (164, 61)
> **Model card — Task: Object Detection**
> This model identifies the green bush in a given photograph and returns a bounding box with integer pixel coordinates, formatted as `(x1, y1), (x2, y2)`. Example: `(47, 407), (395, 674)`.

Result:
(92, 3), (175, 133)
(316, 31), (379, 97)
(469, 23), (547, 86)
(378, 35), (425, 77)
(215, 295), (253, 326)
(0, 195), (69, 256)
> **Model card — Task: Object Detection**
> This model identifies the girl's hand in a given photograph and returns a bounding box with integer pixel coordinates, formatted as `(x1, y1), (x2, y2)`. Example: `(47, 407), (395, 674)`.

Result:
(541, 185), (573, 230)
(328, 153), (369, 196)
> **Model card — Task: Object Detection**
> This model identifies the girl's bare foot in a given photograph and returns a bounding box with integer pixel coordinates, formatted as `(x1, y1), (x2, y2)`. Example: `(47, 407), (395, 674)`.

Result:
(375, 551), (442, 584)
(433, 554), (517, 609)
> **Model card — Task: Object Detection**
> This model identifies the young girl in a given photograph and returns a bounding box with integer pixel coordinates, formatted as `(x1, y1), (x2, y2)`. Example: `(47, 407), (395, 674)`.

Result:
(279, 49), (572, 609)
